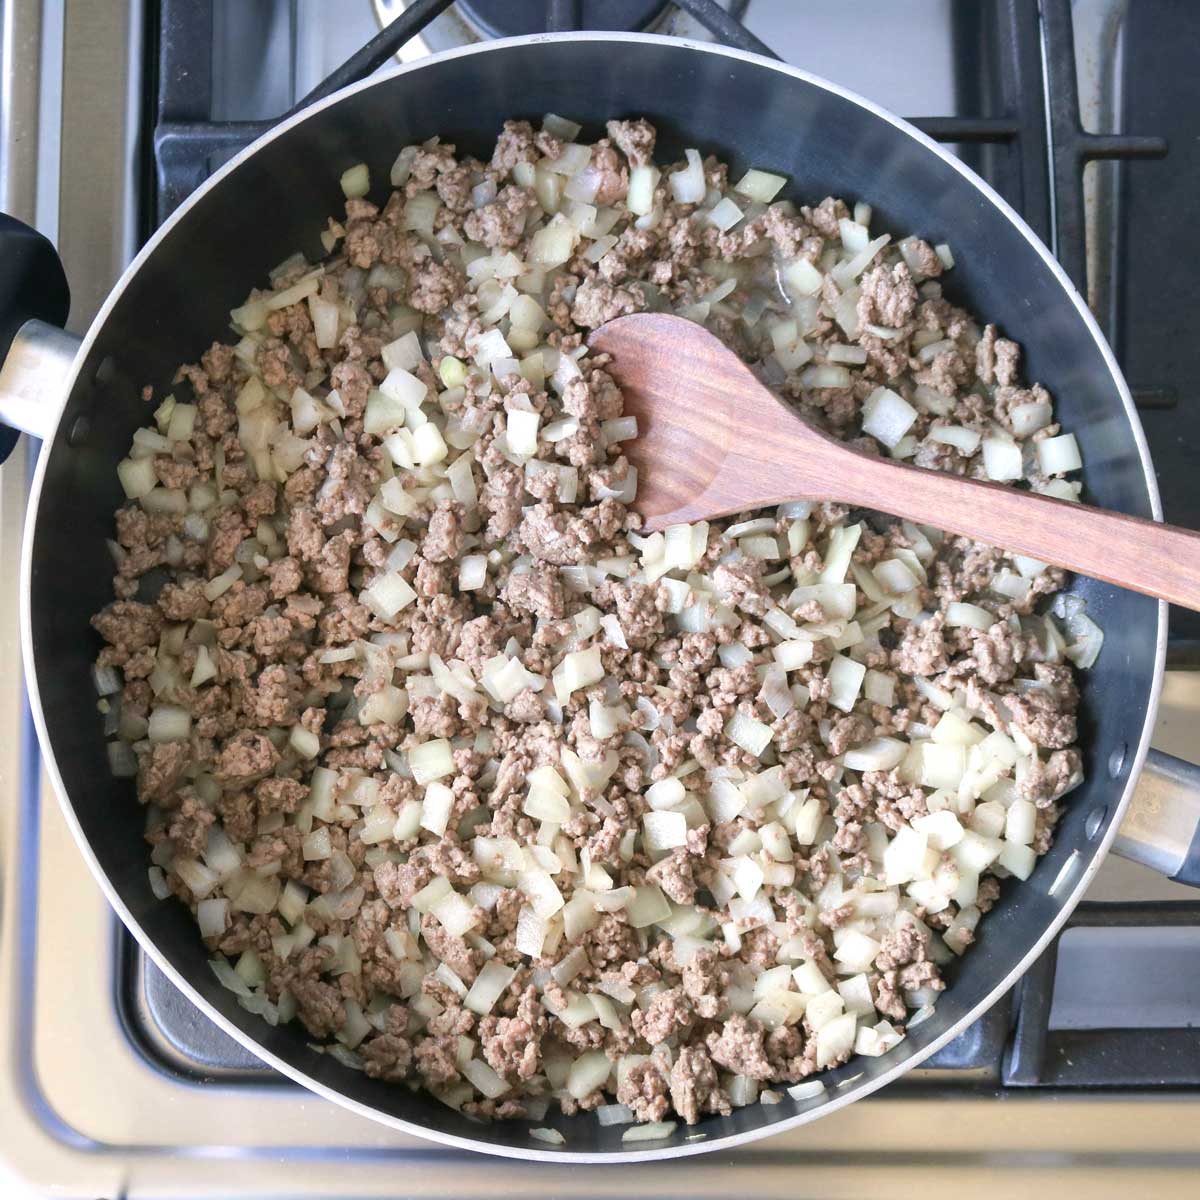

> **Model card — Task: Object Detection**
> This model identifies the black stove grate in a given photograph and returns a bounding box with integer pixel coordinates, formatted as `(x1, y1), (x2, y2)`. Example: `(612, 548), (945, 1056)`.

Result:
(138, 0), (1194, 1091)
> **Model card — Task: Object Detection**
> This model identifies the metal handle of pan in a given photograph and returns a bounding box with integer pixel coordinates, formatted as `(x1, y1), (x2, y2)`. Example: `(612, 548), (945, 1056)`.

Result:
(1114, 748), (1200, 886)
(0, 213), (76, 460)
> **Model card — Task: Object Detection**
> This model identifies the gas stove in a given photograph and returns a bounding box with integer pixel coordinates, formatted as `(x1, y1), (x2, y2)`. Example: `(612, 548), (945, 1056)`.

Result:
(2, 1), (1200, 1196)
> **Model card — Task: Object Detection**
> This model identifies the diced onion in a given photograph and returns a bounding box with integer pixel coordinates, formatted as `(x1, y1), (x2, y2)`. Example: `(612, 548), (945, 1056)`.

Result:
(623, 1121), (677, 1143)
(431, 889), (480, 938)
(362, 571), (417, 621)
(945, 601), (997, 630)
(627, 165), (660, 216)
(643, 810), (688, 853)
(458, 555), (488, 591)
(409, 739), (455, 785)
(1037, 432), (1082, 476)
(339, 163), (369, 199)
(735, 168), (787, 202)
(826, 654), (866, 713)
(209, 957), (253, 997)
(982, 436), (1023, 481)
(463, 1057), (510, 1100)
(725, 711), (773, 757)
(148, 705), (191, 743)
(669, 148), (706, 204)
(862, 387), (918, 450)
(707, 197), (745, 233)
(843, 737), (907, 771)
(1011, 401), (1053, 437)
(928, 424), (981, 455)
(506, 408), (540, 457)
(556, 646), (604, 699)
(787, 1079), (827, 1102)
(420, 782), (455, 836)
(463, 960), (517, 1016)
(815, 1011), (858, 1069)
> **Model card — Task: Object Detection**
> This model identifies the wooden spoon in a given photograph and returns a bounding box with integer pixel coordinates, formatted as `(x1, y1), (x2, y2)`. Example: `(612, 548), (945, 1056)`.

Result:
(588, 312), (1200, 611)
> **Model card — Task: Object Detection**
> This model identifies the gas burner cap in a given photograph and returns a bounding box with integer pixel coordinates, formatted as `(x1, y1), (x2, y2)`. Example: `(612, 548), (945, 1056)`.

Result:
(457, 0), (670, 39)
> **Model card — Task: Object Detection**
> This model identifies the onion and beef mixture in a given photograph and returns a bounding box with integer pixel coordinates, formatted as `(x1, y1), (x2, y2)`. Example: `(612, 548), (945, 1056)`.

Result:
(90, 114), (1102, 1134)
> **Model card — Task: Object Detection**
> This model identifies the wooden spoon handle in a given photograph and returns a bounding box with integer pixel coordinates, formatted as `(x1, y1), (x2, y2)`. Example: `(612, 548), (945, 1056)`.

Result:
(831, 447), (1200, 609)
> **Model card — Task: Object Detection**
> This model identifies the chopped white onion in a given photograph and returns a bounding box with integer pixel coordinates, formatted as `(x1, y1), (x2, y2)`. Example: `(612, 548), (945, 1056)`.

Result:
(725, 711), (773, 757)
(1037, 432), (1082, 476)
(982, 436), (1023, 482)
(707, 196), (745, 232)
(339, 163), (369, 199)
(622, 1121), (677, 1143)
(862, 387), (918, 450)
(734, 168), (787, 203)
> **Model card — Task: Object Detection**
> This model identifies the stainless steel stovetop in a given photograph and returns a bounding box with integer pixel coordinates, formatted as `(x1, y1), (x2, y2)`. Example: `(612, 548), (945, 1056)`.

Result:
(2, 2), (1199, 1196)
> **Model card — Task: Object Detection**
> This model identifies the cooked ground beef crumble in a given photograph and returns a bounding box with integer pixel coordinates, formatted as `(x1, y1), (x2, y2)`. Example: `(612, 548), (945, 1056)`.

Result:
(91, 115), (1095, 1131)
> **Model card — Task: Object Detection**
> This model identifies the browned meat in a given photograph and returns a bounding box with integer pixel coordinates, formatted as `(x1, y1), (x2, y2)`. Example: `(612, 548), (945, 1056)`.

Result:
(94, 113), (1086, 1133)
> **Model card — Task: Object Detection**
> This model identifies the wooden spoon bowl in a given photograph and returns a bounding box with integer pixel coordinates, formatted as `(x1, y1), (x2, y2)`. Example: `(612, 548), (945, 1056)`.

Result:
(588, 312), (1200, 611)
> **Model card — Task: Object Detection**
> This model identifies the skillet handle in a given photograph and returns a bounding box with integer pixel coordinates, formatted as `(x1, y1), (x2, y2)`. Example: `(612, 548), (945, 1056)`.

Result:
(0, 213), (71, 462)
(1113, 748), (1200, 886)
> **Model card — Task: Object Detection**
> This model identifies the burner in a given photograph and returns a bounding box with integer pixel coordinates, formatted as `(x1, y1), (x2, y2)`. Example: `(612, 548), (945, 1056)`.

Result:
(457, 0), (670, 38)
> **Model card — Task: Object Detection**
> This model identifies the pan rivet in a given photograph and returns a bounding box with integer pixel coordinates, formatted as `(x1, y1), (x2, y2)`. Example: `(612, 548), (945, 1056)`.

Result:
(67, 415), (90, 445)
(1085, 806), (1108, 839)
(1107, 743), (1127, 778)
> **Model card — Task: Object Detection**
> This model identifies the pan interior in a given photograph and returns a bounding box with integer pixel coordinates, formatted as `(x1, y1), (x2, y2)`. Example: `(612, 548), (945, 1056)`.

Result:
(27, 36), (1160, 1157)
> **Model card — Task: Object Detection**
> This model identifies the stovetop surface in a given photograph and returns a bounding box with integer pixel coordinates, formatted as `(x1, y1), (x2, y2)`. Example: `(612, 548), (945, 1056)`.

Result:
(4, 1), (1200, 1196)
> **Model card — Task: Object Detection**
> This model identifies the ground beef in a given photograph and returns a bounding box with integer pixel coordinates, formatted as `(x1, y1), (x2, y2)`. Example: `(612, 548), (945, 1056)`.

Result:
(374, 859), (430, 909)
(1006, 664), (1079, 748)
(214, 731), (280, 783)
(857, 262), (918, 329)
(95, 115), (1089, 1134)
(680, 949), (725, 1019)
(616, 1059), (671, 1122)
(421, 500), (464, 563)
(481, 463), (525, 541)
(631, 987), (692, 1046)
(588, 140), (628, 206)
(479, 987), (545, 1080)
(606, 118), (657, 167)
(707, 1015), (774, 1081)
(257, 776), (306, 815)
(669, 1045), (730, 1125)
(712, 559), (770, 615)
(409, 261), (464, 315)
(420, 913), (481, 983)
(894, 613), (948, 676)
(490, 120), (540, 178)
(464, 185), (533, 250)
(165, 791), (215, 855)
(361, 1029), (413, 1082)
(136, 740), (190, 805)
(502, 567), (565, 621)
(92, 601), (163, 663)
(646, 849), (697, 905)
(288, 975), (345, 1038)
(570, 277), (646, 330)
(900, 236), (944, 279)
(828, 713), (871, 756)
